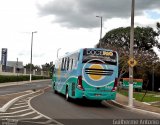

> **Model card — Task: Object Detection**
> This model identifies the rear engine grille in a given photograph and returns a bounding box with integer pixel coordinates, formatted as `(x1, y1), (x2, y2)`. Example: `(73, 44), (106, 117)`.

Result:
(85, 68), (113, 76)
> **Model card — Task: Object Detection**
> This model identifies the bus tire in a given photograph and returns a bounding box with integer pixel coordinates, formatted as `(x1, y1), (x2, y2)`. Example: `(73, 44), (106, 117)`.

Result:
(53, 83), (57, 94)
(54, 88), (57, 94)
(66, 87), (71, 102)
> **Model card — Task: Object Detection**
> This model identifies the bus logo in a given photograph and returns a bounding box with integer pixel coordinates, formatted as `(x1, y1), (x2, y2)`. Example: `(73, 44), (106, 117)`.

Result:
(86, 50), (113, 57)
(88, 64), (105, 81)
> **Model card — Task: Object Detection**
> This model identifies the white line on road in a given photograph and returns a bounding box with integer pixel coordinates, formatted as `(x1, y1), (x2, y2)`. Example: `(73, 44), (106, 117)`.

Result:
(10, 105), (28, 109)
(32, 115), (43, 119)
(17, 100), (26, 103)
(14, 102), (27, 106)
(0, 111), (36, 118)
(28, 88), (64, 125)
(0, 109), (31, 115)
(0, 90), (32, 96)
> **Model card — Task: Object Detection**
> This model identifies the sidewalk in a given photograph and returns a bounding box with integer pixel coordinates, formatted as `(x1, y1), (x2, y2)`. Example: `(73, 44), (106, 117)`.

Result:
(112, 93), (160, 114)
(0, 79), (51, 88)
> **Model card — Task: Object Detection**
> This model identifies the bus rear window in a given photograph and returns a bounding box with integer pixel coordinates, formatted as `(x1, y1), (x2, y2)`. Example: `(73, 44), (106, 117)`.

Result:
(82, 49), (117, 65)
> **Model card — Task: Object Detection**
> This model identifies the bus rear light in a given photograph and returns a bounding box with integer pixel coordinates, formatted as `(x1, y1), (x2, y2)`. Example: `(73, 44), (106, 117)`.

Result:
(77, 75), (84, 90)
(112, 78), (118, 92)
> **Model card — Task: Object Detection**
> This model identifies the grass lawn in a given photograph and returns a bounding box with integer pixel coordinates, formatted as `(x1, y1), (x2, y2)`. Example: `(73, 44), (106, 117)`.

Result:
(118, 89), (160, 102)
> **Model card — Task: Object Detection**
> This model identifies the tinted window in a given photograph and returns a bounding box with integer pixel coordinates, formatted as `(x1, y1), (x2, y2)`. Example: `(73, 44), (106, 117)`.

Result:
(83, 49), (117, 65)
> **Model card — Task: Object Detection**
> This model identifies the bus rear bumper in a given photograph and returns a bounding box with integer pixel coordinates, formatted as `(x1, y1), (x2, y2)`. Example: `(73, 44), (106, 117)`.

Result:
(75, 89), (116, 100)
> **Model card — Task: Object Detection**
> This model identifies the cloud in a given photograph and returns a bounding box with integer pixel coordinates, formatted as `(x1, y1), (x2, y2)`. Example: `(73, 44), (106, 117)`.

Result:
(37, 0), (160, 28)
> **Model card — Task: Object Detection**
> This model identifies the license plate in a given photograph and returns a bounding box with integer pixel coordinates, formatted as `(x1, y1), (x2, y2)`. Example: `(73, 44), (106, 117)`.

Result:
(95, 94), (101, 96)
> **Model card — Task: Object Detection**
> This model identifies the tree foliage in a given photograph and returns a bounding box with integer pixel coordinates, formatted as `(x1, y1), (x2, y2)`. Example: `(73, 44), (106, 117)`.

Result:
(24, 63), (36, 71)
(41, 63), (51, 71)
(41, 62), (54, 77)
(96, 23), (160, 88)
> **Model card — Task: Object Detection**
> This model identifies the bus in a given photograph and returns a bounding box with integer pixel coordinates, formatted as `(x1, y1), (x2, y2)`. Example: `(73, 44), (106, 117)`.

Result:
(52, 48), (118, 101)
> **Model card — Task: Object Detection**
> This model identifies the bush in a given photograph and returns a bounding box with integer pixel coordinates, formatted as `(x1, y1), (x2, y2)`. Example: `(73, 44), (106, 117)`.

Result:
(0, 75), (50, 83)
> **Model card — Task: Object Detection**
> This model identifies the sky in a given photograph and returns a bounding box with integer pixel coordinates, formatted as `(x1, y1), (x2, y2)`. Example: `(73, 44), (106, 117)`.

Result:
(0, 0), (160, 66)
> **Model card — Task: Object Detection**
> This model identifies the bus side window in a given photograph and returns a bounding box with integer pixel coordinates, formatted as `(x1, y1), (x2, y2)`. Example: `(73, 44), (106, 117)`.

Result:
(71, 53), (77, 69)
(69, 58), (73, 71)
(61, 58), (64, 71)
(64, 58), (67, 70)
(74, 53), (79, 68)
(67, 57), (70, 71)
(77, 53), (80, 61)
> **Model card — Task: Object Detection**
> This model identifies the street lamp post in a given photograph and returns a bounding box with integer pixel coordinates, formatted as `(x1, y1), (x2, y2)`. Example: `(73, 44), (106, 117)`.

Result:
(129, 0), (135, 108)
(57, 48), (61, 58)
(30, 31), (37, 82)
(96, 16), (103, 47)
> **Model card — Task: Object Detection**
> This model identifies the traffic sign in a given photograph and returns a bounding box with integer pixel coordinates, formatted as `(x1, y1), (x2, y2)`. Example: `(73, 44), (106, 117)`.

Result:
(128, 58), (137, 67)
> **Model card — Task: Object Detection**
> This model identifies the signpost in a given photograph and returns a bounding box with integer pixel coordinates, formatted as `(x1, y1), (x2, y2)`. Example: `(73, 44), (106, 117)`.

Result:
(122, 78), (143, 89)
(1, 48), (7, 71)
(128, 58), (137, 68)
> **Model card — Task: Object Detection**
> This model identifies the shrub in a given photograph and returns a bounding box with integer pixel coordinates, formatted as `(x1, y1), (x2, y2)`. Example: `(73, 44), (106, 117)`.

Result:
(0, 75), (50, 83)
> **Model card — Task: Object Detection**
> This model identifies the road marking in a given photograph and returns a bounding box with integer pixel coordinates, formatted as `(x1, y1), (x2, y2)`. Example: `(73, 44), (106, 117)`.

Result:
(0, 90), (32, 96)
(10, 105), (28, 109)
(28, 90), (51, 119)
(17, 100), (26, 103)
(0, 111), (35, 118)
(0, 86), (64, 124)
(20, 111), (35, 116)
(28, 88), (64, 125)
(0, 109), (31, 115)
(14, 102), (26, 106)
(32, 115), (43, 119)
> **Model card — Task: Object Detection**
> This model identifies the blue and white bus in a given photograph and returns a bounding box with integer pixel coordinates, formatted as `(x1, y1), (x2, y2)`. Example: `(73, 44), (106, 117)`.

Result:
(52, 48), (118, 101)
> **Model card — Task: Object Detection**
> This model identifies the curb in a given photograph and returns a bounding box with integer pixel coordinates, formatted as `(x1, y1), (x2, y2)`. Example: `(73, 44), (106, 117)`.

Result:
(104, 100), (160, 118)
(0, 91), (40, 112)
(0, 79), (51, 88)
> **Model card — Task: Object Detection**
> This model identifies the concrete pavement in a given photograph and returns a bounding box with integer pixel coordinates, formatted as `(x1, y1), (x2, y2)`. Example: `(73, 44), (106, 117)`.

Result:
(106, 93), (160, 117)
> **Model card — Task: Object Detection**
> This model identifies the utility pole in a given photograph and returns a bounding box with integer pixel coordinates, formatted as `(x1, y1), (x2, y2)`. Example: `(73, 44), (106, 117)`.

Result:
(96, 16), (103, 47)
(129, 0), (135, 108)
(30, 31), (37, 82)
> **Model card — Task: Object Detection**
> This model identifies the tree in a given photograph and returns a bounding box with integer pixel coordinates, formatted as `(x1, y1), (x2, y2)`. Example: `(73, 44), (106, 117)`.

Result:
(42, 62), (54, 77)
(96, 24), (160, 88)
(34, 65), (41, 71)
(41, 63), (51, 71)
(24, 63), (36, 71)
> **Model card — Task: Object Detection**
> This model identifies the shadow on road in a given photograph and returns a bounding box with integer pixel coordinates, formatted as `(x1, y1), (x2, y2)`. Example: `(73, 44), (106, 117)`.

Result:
(52, 91), (109, 108)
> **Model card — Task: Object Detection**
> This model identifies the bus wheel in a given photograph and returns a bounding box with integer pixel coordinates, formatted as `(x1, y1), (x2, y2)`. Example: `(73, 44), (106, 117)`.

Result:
(66, 87), (71, 101)
(54, 88), (57, 94)
(53, 83), (57, 94)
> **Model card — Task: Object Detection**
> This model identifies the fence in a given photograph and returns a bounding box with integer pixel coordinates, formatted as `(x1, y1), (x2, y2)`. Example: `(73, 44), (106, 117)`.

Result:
(0, 65), (49, 77)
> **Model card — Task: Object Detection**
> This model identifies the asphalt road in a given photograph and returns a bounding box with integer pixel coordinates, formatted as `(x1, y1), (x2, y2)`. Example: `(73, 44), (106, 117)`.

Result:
(31, 89), (160, 125)
(0, 80), (50, 95)
(0, 80), (159, 125)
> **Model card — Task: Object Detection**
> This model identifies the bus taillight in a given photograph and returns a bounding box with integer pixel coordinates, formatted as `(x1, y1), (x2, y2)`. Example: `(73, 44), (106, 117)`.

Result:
(77, 75), (84, 90)
(112, 78), (118, 92)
